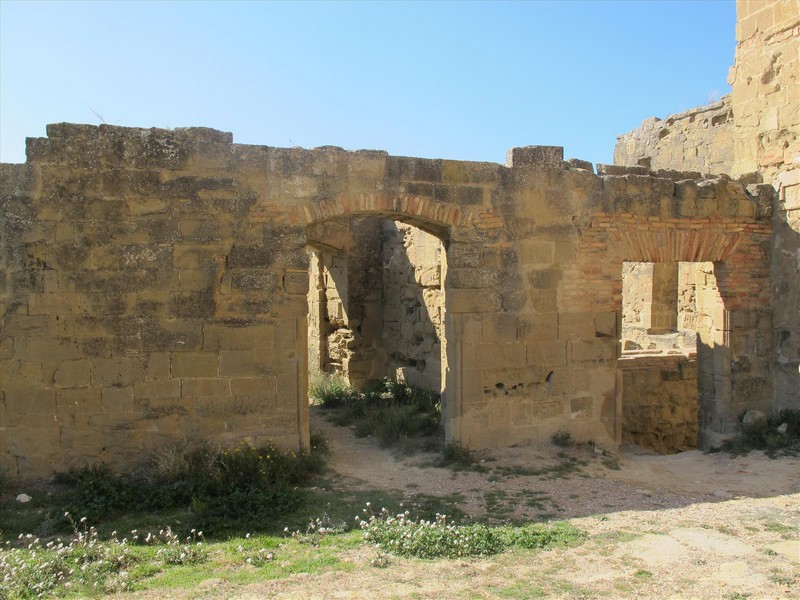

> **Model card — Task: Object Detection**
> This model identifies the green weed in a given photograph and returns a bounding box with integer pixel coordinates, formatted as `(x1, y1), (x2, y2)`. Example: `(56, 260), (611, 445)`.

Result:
(551, 429), (573, 448)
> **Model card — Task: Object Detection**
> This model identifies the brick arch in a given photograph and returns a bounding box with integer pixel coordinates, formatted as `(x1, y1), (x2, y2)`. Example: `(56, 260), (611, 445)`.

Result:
(609, 228), (745, 263)
(294, 192), (477, 237)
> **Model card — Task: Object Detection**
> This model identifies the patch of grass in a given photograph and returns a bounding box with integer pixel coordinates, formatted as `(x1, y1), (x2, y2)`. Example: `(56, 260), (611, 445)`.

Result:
(309, 373), (357, 408)
(633, 569), (653, 579)
(357, 507), (584, 559)
(769, 571), (796, 586)
(602, 457), (621, 470)
(492, 459), (582, 480)
(594, 530), (641, 543)
(762, 519), (796, 539)
(317, 376), (442, 451)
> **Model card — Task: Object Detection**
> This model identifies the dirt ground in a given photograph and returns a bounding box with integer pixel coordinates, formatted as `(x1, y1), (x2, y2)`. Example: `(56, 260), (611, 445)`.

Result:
(130, 408), (800, 599)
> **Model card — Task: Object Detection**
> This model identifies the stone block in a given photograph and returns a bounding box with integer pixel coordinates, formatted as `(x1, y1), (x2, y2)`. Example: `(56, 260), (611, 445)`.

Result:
(91, 357), (147, 387)
(570, 396), (594, 419)
(5, 386), (55, 415)
(527, 341), (567, 367)
(147, 352), (171, 379)
(133, 379), (181, 400)
(594, 312), (618, 338)
(517, 312), (558, 342)
(220, 350), (275, 377)
(56, 388), (102, 420)
(16, 337), (82, 362)
(449, 289), (501, 314)
(101, 387), (134, 413)
(284, 270), (309, 295)
(476, 342), (526, 370)
(481, 314), (518, 343)
(559, 312), (597, 340)
(506, 146), (564, 168)
(53, 360), (91, 388)
(518, 240), (555, 266)
(570, 340), (616, 363)
(204, 322), (275, 350)
(182, 377), (231, 398)
(171, 351), (219, 378)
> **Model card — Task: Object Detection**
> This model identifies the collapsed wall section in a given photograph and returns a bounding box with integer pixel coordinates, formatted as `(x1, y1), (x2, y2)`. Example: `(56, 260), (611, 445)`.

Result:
(614, 97), (735, 176)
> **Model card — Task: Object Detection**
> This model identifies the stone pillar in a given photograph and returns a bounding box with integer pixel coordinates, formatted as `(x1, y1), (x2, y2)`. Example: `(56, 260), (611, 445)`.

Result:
(648, 263), (679, 334)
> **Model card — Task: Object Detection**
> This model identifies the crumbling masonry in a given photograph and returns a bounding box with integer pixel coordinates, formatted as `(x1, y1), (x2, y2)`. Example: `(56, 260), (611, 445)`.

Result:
(0, 0), (797, 476)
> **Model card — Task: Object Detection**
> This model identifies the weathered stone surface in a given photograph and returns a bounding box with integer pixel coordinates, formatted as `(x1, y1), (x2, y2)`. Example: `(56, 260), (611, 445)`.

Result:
(0, 20), (786, 475)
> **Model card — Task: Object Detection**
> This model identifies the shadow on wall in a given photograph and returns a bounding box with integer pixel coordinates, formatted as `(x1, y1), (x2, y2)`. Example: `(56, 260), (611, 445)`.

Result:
(381, 220), (445, 393)
(772, 181), (800, 410)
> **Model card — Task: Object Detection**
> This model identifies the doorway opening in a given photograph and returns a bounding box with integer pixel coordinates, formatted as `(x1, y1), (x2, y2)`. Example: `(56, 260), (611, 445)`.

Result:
(619, 261), (723, 453)
(306, 216), (448, 398)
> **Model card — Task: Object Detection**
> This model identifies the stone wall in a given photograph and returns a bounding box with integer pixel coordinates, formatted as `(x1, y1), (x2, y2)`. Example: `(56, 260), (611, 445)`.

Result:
(0, 124), (773, 477)
(730, 0), (800, 409)
(620, 355), (698, 454)
(614, 97), (735, 176)
(382, 221), (445, 392)
(614, 0), (799, 414)
(730, 0), (800, 183)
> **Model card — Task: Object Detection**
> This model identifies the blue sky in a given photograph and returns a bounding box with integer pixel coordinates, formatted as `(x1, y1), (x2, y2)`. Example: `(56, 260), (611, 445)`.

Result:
(1, 0), (736, 166)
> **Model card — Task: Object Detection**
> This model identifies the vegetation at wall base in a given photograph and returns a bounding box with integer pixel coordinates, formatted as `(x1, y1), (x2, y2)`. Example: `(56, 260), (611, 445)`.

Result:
(0, 435), (330, 540)
(713, 408), (800, 458)
(312, 375), (442, 450)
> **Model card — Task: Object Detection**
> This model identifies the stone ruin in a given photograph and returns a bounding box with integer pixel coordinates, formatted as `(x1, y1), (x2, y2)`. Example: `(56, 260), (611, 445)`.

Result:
(0, 0), (798, 477)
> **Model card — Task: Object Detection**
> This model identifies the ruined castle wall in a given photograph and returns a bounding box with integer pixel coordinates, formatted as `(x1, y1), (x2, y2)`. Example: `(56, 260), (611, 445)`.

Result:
(0, 124), (773, 477)
(382, 221), (445, 392)
(730, 0), (800, 408)
(614, 98), (735, 176)
(730, 0), (800, 182)
(614, 0), (799, 411)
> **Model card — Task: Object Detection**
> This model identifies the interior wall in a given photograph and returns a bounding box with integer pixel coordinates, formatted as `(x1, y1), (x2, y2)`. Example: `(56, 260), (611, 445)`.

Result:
(381, 221), (445, 392)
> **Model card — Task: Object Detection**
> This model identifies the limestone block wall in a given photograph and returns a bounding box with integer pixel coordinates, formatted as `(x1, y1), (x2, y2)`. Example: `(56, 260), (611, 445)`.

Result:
(0, 124), (774, 477)
(620, 355), (698, 454)
(730, 0), (800, 182)
(614, 97), (735, 176)
(731, 0), (800, 408)
(382, 221), (445, 392)
(614, 0), (799, 412)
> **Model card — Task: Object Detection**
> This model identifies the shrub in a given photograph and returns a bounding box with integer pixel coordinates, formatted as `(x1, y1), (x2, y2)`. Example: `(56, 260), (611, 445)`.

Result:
(59, 464), (136, 523)
(0, 466), (7, 496)
(53, 435), (330, 534)
(441, 441), (475, 468)
(309, 373), (359, 408)
(320, 376), (442, 452)
(551, 428), (573, 448)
